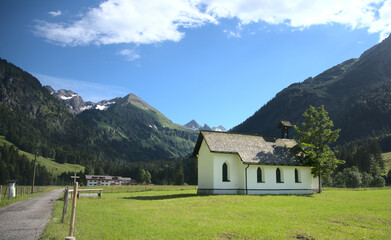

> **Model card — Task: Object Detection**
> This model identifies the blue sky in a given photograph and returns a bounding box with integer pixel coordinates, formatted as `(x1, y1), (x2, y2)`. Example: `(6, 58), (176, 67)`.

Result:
(0, 0), (390, 130)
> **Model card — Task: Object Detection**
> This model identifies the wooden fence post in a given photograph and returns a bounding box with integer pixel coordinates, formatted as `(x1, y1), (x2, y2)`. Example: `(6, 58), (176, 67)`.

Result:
(0, 185), (2, 202)
(15, 187), (18, 198)
(69, 182), (78, 237)
(3, 186), (7, 199)
(61, 187), (69, 223)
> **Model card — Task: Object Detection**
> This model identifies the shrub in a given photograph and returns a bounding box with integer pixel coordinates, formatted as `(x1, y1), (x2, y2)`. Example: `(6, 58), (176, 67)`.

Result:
(333, 172), (345, 188)
(344, 167), (362, 188)
(371, 175), (386, 187)
(322, 174), (333, 187)
(386, 170), (391, 186)
(361, 172), (373, 187)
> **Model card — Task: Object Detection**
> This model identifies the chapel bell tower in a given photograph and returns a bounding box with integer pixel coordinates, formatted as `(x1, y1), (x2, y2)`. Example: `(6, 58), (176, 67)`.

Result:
(277, 120), (293, 139)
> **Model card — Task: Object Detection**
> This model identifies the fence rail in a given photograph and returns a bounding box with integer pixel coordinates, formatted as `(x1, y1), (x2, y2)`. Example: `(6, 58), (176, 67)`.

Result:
(68, 188), (103, 198)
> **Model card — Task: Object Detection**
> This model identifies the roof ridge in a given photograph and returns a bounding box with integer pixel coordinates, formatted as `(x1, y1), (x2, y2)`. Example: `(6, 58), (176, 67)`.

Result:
(201, 130), (279, 139)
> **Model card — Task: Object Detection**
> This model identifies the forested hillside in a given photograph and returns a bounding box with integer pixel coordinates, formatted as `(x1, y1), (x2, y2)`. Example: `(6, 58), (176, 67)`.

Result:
(230, 35), (391, 187)
(0, 58), (96, 165)
(0, 58), (198, 185)
(232, 34), (391, 148)
(77, 93), (198, 162)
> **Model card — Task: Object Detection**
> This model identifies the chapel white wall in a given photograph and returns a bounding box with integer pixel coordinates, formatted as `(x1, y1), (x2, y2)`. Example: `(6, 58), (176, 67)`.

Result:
(197, 140), (215, 189)
(197, 138), (318, 195)
(212, 152), (244, 191)
(246, 165), (314, 191)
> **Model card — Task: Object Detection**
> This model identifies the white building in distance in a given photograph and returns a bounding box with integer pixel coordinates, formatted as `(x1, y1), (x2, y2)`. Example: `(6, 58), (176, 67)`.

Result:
(85, 175), (133, 186)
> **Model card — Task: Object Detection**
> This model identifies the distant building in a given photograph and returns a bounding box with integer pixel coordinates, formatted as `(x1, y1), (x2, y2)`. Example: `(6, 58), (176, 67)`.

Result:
(193, 124), (319, 195)
(85, 175), (134, 186)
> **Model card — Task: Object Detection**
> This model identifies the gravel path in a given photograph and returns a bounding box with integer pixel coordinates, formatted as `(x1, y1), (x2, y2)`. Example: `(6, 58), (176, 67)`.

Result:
(0, 189), (64, 240)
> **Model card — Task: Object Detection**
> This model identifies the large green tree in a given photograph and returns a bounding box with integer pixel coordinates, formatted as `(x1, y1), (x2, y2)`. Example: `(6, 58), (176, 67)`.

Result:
(294, 105), (343, 193)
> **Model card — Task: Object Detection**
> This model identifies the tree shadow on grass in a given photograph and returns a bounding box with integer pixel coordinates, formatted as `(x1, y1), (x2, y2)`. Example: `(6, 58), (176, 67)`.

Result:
(123, 193), (200, 201)
(123, 193), (315, 200)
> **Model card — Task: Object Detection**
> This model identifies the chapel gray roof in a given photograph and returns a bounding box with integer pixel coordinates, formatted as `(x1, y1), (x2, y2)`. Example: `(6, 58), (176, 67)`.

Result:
(193, 131), (305, 166)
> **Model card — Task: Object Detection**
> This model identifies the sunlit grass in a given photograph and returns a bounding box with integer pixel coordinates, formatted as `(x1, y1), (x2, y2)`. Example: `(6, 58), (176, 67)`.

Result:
(41, 186), (391, 240)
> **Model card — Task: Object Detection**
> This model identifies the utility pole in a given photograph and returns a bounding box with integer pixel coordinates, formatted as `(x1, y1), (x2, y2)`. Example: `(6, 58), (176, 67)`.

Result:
(31, 148), (37, 193)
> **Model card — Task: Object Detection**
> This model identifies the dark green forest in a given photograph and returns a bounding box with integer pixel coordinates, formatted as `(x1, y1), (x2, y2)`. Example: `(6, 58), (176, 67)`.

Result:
(0, 144), (51, 185)
(330, 139), (391, 187)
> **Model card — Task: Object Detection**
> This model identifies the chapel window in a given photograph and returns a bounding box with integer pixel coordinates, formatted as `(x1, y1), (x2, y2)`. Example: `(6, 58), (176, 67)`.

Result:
(276, 168), (283, 183)
(257, 167), (263, 183)
(295, 168), (300, 183)
(222, 162), (229, 182)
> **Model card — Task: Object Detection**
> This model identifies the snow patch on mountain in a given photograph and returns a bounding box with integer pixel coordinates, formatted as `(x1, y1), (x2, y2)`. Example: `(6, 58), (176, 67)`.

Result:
(45, 86), (117, 115)
(60, 94), (77, 100)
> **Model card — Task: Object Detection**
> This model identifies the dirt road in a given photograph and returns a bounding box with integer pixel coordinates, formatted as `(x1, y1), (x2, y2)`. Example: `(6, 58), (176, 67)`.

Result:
(0, 188), (63, 240)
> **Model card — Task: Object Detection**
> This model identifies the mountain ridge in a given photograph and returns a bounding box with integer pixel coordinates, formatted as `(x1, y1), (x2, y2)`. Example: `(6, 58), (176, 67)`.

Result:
(184, 119), (227, 132)
(45, 86), (120, 114)
(0, 58), (198, 164)
(231, 34), (391, 146)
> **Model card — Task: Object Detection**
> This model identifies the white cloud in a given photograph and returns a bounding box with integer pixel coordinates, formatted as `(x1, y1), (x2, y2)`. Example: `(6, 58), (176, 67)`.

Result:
(224, 30), (241, 38)
(118, 49), (140, 61)
(48, 10), (62, 17)
(34, 73), (129, 102)
(35, 0), (391, 46)
(203, 0), (390, 41)
(35, 0), (216, 46)
(368, 0), (391, 40)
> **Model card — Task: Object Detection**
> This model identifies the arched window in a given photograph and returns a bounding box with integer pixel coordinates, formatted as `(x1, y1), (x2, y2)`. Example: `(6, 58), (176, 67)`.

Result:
(222, 162), (229, 182)
(257, 167), (263, 183)
(276, 168), (283, 183)
(295, 168), (300, 183)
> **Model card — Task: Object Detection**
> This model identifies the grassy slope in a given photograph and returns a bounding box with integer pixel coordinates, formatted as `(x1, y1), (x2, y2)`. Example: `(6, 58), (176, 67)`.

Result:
(382, 152), (391, 173)
(42, 186), (391, 240)
(0, 136), (84, 176)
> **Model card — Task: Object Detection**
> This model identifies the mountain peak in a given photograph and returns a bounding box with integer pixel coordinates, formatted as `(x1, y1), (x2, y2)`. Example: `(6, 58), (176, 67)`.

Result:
(184, 120), (226, 132)
(123, 93), (151, 110)
(184, 120), (202, 130)
(203, 124), (212, 131)
(45, 86), (119, 114)
(360, 33), (391, 60)
(212, 125), (227, 132)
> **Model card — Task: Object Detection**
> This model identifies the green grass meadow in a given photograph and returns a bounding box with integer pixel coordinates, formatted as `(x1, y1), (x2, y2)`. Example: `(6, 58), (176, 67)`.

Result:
(41, 186), (391, 240)
(0, 136), (84, 176)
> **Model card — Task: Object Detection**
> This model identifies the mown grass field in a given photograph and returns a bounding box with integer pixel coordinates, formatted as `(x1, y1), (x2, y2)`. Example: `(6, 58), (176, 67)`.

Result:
(41, 186), (391, 240)
(0, 136), (84, 176)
